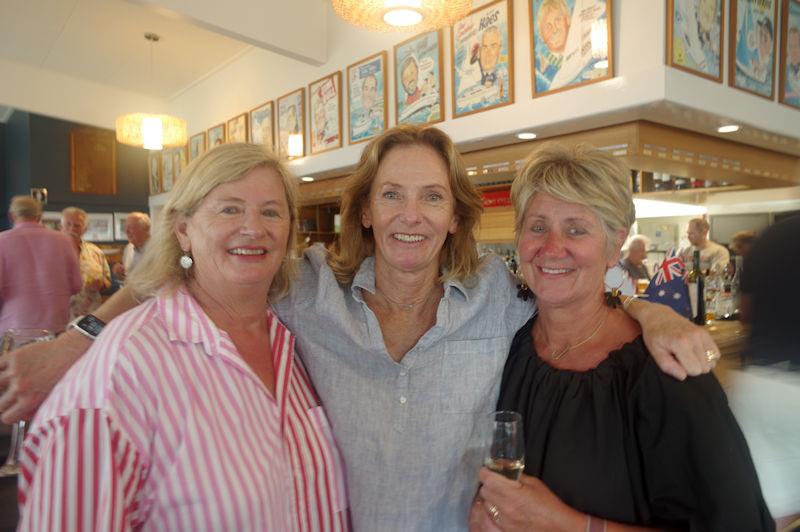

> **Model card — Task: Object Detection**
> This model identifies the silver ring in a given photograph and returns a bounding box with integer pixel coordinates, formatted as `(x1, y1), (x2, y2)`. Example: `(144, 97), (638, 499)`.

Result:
(487, 504), (500, 523)
(705, 349), (720, 362)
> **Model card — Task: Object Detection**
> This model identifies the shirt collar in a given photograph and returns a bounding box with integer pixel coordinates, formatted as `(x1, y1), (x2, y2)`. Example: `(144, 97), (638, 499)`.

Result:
(350, 255), (469, 302)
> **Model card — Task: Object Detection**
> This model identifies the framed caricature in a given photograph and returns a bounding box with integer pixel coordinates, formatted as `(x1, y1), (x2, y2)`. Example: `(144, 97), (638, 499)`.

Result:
(666, 0), (724, 82)
(277, 88), (305, 158)
(113, 212), (129, 242)
(227, 113), (249, 143)
(730, 0), (778, 99)
(250, 101), (275, 150)
(189, 132), (207, 162)
(147, 152), (161, 195)
(348, 52), (388, 144)
(172, 148), (186, 185)
(161, 148), (175, 193)
(41, 211), (62, 232)
(207, 123), (226, 148)
(779, 0), (800, 109)
(452, 0), (514, 117)
(309, 71), (343, 154)
(84, 213), (114, 243)
(394, 30), (444, 125)
(530, 0), (613, 97)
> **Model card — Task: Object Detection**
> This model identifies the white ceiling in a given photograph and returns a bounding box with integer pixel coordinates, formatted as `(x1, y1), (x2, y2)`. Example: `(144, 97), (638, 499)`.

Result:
(0, 0), (253, 100)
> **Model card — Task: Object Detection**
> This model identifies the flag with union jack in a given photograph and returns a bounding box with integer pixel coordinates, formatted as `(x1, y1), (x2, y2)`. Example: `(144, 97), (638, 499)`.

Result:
(643, 249), (691, 318)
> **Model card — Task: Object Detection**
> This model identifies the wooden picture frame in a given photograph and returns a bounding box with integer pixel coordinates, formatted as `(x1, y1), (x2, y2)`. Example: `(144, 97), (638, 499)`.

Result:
(227, 113), (249, 143)
(347, 52), (388, 144)
(189, 132), (207, 162)
(452, 0), (514, 117)
(666, 0), (724, 82)
(84, 213), (114, 242)
(250, 100), (275, 150)
(147, 152), (161, 195)
(113, 212), (129, 241)
(277, 88), (306, 158)
(207, 123), (226, 148)
(394, 29), (444, 125)
(309, 71), (343, 154)
(530, 0), (613, 97)
(779, 0), (800, 109)
(729, 0), (778, 99)
(69, 127), (116, 195)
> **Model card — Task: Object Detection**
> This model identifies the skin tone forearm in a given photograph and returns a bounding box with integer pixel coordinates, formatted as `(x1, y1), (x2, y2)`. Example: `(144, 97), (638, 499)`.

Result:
(0, 286), (140, 423)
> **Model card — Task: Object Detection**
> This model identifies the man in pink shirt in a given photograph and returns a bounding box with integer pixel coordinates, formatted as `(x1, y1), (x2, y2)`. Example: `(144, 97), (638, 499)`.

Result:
(0, 196), (81, 333)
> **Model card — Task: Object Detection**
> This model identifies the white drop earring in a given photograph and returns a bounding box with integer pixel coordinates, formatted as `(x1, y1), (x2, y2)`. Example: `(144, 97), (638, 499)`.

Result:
(179, 251), (194, 270)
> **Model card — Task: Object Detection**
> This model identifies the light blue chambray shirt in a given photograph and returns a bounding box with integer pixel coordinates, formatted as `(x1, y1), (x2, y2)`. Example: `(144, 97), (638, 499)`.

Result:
(274, 246), (533, 531)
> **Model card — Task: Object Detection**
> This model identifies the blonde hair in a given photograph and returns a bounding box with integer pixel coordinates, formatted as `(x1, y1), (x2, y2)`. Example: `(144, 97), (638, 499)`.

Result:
(126, 211), (151, 231)
(512, 143), (635, 249)
(128, 143), (298, 301)
(61, 207), (87, 222)
(327, 124), (484, 285)
(689, 217), (709, 233)
(10, 196), (42, 220)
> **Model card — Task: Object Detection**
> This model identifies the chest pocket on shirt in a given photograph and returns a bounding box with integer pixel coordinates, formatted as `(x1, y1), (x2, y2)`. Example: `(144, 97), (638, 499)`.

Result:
(308, 406), (349, 514)
(441, 337), (507, 413)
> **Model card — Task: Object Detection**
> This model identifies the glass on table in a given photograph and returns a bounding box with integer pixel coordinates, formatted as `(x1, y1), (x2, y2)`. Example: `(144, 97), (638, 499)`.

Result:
(485, 410), (525, 481)
(0, 328), (55, 477)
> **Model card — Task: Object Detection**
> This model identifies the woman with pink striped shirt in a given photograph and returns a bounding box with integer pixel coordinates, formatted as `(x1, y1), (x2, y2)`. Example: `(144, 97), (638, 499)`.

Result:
(17, 143), (349, 531)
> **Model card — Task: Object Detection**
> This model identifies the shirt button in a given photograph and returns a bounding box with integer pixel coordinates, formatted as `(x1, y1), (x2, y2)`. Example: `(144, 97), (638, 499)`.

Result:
(399, 370), (407, 377)
(399, 396), (407, 404)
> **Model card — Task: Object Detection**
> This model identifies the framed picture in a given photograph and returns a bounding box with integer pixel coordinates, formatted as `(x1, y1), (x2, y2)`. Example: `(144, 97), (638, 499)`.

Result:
(309, 71), (343, 154)
(729, 0), (778, 99)
(84, 213), (114, 243)
(227, 113), (249, 143)
(70, 127), (116, 195)
(189, 132), (207, 162)
(452, 0), (514, 117)
(277, 88), (305, 158)
(113, 212), (129, 241)
(530, 0), (613, 97)
(347, 52), (388, 144)
(779, 0), (800, 109)
(394, 29), (444, 125)
(173, 148), (186, 184)
(162, 149), (175, 193)
(207, 123), (226, 148)
(148, 152), (161, 195)
(666, 0), (724, 82)
(250, 100), (275, 150)
(41, 211), (62, 232)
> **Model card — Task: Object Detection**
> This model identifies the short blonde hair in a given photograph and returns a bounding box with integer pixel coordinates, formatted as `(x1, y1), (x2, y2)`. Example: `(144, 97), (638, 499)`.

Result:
(512, 144), (635, 249)
(61, 207), (87, 222)
(127, 211), (151, 231)
(128, 143), (298, 301)
(689, 217), (709, 233)
(327, 125), (484, 285)
(10, 196), (42, 220)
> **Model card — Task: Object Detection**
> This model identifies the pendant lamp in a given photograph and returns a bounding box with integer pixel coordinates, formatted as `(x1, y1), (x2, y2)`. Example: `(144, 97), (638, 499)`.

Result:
(331, 0), (471, 32)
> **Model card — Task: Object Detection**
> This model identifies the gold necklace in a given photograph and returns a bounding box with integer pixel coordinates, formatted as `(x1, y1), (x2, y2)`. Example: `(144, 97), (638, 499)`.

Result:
(547, 311), (609, 360)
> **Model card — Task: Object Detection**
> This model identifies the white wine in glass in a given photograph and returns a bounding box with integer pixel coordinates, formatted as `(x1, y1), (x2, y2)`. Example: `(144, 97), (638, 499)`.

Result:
(485, 410), (524, 481)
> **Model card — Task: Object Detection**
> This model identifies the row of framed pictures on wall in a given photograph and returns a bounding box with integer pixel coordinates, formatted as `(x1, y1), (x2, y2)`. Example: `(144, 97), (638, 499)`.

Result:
(184, 0), (615, 162)
(41, 211), (130, 242)
(147, 147), (187, 195)
(667, 0), (800, 106)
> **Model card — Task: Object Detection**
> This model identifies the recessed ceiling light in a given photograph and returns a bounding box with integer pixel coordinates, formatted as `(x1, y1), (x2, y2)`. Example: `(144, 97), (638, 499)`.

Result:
(517, 132), (537, 140)
(717, 124), (740, 133)
(301, 176), (314, 182)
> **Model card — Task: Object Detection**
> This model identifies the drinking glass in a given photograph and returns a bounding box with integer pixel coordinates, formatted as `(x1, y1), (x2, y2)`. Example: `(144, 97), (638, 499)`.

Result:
(485, 410), (525, 481)
(0, 328), (55, 477)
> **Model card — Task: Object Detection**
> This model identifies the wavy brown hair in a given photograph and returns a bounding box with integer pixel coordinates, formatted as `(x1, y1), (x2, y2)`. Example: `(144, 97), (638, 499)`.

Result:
(328, 125), (484, 285)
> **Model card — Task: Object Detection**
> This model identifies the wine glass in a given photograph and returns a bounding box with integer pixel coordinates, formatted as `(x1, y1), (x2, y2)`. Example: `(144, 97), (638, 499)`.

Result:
(0, 328), (55, 477)
(485, 410), (525, 481)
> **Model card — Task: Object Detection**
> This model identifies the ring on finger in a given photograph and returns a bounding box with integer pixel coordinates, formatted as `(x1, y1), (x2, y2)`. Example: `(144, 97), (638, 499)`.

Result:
(487, 503), (500, 524)
(705, 349), (720, 363)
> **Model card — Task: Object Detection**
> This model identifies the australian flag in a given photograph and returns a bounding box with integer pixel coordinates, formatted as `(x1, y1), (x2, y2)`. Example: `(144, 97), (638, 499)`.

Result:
(644, 250), (691, 318)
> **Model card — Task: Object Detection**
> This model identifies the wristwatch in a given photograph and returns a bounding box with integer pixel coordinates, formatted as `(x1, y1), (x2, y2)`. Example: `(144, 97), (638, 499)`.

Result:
(67, 314), (106, 340)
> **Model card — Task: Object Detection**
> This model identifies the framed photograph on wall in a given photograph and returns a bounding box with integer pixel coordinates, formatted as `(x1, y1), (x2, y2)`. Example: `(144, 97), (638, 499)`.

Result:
(41, 211), (62, 232)
(277, 88), (305, 158)
(530, 0), (613, 97)
(452, 0), (514, 117)
(207, 123), (226, 148)
(250, 100), (275, 150)
(348, 52), (388, 144)
(113, 212), (130, 241)
(779, 0), (800, 109)
(162, 149), (175, 193)
(227, 113), (249, 143)
(148, 152), (161, 195)
(173, 148), (186, 183)
(189, 132), (207, 162)
(394, 29), (444, 125)
(309, 71), (343, 154)
(666, 0), (724, 82)
(730, 0), (778, 99)
(84, 213), (114, 243)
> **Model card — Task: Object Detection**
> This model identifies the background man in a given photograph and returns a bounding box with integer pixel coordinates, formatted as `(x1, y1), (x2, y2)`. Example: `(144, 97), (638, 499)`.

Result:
(621, 235), (651, 280)
(0, 196), (81, 332)
(113, 212), (150, 280)
(60, 207), (111, 319)
(682, 217), (730, 272)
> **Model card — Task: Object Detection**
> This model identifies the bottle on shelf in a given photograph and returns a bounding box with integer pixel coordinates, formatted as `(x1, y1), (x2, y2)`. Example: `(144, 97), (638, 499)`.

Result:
(687, 249), (706, 325)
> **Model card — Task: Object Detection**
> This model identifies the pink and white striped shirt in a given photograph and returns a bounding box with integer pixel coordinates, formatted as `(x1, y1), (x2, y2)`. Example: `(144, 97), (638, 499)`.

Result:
(18, 287), (349, 531)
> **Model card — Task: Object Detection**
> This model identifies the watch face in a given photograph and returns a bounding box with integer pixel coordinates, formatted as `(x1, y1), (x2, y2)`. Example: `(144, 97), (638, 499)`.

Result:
(78, 315), (105, 337)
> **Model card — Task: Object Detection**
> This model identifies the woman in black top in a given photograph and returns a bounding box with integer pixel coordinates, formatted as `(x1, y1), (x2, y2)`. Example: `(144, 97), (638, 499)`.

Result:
(470, 144), (772, 532)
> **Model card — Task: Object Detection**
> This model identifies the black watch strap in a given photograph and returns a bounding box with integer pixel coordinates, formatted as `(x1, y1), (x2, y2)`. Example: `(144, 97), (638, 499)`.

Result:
(67, 314), (106, 340)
